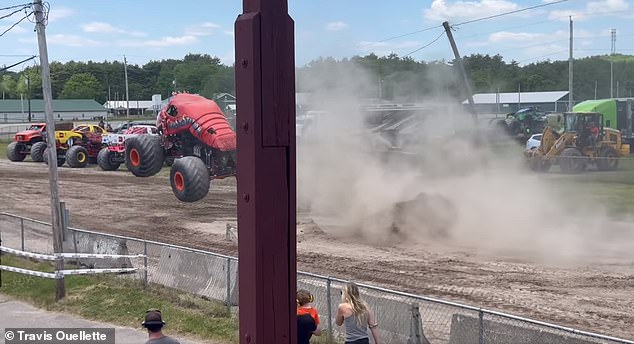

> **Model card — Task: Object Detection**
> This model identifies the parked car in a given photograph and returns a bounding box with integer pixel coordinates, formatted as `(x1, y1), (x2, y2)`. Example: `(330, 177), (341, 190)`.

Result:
(526, 133), (542, 150)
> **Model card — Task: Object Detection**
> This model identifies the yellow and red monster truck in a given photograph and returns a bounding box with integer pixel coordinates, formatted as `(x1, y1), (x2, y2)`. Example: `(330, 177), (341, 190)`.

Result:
(125, 93), (237, 202)
(44, 124), (107, 168)
(7, 123), (49, 162)
(97, 125), (158, 171)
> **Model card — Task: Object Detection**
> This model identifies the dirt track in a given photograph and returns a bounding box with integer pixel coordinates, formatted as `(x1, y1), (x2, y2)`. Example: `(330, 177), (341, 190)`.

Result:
(0, 159), (633, 340)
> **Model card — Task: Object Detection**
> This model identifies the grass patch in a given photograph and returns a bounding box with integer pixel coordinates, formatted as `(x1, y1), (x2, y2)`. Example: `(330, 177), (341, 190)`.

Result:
(0, 256), (237, 343)
(0, 142), (7, 158)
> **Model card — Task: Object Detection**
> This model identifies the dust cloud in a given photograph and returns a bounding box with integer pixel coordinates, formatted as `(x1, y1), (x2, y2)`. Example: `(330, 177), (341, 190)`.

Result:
(296, 62), (634, 265)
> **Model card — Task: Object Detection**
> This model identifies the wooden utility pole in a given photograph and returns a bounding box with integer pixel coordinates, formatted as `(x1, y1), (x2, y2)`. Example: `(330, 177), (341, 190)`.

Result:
(123, 55), (130, 118)
(568, 16), (573, 111)
(443, 21), (476, 120)
(235, 0), (297, 342)
(33, 0), (65, 301)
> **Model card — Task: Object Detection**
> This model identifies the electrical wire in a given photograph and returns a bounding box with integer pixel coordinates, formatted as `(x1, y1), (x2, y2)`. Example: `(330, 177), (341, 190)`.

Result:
(516, 50), (568, 63)
(379, 24), (443, 42)
(453, 0), (569, 26)
(0, 3), (31, 11)
(0, 11), (32, 38)
(0, 5), (29, 21)
(404, 31), (445, 57)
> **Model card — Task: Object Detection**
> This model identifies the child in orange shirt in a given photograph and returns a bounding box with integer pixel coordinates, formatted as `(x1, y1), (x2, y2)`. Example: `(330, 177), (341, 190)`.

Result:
(297, 289), (322, 344)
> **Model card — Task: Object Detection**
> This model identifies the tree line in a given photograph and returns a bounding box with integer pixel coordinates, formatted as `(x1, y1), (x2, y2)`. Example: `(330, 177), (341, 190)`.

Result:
(1, 52), (633, 104)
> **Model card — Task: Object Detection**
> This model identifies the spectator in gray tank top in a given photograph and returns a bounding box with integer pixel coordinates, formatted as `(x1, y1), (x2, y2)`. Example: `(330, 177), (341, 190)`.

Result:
(142, 309), (181, 344)
(335, 283), (380, 344)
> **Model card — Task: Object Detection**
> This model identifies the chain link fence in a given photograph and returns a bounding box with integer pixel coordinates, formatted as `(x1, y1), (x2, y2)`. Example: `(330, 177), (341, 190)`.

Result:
(1, 211), (632, 344)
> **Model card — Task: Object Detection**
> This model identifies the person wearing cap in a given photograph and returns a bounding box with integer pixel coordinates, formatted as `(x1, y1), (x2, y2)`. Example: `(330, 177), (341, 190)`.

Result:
(142, 309), (180, 344)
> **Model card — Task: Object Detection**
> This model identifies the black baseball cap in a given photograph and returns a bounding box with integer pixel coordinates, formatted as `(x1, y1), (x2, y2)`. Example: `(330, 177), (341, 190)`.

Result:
(142, 309), (166, 328)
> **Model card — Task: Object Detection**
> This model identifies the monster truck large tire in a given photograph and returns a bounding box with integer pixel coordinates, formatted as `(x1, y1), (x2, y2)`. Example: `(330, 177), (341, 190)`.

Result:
(125, 135), (164, 177)
(30, 141), (47, 162)
(7, 142), (26, 161)
(97, 147), (121, 171)
(170, 156), (210, 202)
(43, 148), (65, 167)
(66, 145), (89, 168)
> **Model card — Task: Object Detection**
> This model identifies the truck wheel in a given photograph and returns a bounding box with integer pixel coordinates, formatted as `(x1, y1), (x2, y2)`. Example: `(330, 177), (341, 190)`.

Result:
(43, 148), (66, 167)
(66, 145), (89, 168)
(97, 147), (121, 171)
(559, 148), (584, 174)
(30, 141), (47, 162)
(125, 135), (164, 177)
(7, 142), (27, 161)
(170, 156), (210, 202)
(596, 146), (619, 171)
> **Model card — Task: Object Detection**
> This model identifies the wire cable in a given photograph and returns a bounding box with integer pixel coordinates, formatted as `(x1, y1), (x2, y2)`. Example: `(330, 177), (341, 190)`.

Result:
(0, 11), (31, 38)
(454, 0), (569, 26)
(0, 5), (29, 21)
(0, 3), (31, 11)
(379, 24), (443, 42)
(404, 31), (446, 57)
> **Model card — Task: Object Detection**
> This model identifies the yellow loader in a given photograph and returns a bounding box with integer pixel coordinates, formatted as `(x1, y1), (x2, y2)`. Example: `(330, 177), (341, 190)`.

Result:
(525, 112), (630, 173)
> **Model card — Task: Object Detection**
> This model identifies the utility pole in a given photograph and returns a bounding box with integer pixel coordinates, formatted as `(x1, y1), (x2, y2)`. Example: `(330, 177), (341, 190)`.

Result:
(443, 21), (476, 121)
(26, 75), (32, 122)
(568, 16), (573, 111)
(594, 80), (598, 100)
(34, 0), (64, 301)
(123, 55), (129, 118)
(610, 29), (616, 98)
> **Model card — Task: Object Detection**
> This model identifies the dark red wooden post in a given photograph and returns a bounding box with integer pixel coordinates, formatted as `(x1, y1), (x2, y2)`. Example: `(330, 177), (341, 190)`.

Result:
(235, 0), (296, 343)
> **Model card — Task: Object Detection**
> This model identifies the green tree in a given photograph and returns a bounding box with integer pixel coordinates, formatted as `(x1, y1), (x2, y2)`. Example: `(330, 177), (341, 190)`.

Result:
(60, 73), (102, 99)
(1, 74), (18, 98)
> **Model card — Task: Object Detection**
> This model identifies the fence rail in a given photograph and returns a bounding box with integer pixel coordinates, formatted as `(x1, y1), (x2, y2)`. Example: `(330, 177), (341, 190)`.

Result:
(1, 211), (632, 344)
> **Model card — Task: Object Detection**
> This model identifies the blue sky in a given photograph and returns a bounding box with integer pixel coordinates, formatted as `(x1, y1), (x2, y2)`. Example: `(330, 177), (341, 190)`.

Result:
(1, 0), (633, 71)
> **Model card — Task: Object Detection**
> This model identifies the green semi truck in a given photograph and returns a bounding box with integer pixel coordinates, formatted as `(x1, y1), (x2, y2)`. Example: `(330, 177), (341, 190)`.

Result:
(573, 98), (633, 151)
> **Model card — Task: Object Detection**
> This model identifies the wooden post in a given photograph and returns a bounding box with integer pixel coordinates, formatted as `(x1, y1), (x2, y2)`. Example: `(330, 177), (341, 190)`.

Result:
(443, 21), (477, 121)
(235, 0), (297, 343)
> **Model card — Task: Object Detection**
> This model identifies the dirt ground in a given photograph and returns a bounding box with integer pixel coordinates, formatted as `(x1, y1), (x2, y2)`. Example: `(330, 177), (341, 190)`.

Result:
(0, 159), (633, 340)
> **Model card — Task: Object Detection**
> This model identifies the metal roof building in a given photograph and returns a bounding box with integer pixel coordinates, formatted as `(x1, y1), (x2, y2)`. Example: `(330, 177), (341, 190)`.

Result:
(464, 91), (570, 113)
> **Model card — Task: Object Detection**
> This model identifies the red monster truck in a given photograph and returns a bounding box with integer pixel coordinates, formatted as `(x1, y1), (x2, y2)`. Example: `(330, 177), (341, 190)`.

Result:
(97, 125), (158, 171)
(125, 93), (237, 202)
(6, 123), (48, 162)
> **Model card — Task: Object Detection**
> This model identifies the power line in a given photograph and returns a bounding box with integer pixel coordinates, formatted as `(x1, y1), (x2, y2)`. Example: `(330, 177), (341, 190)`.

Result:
(404, 30), (445, 57)
(0, 3), (31, 11)
(516, 50), (568, 63)
(0, 5), (29, 20)
(453, 0), (569, 26)
(379, 24), (443, 42)
(0, 55), (37, 72)
(0, 11), (31, 38)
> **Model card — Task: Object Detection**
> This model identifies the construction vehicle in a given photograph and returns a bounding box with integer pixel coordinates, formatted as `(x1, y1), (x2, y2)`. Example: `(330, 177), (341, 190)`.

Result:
(525, 112), (630, 173)
(98, 125), (158, 171)
(573, 98), (633, 151)
(44, 124), (107, 167)
(125, 93), (237, 202)
(490, 107), (548, 143)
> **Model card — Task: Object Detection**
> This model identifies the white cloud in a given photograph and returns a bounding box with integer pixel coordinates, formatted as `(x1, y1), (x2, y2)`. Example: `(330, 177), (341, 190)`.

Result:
(81, 22), (125, 34)
(424, 0), (520, 22)
(47, 7), (75, 22)
(489, 31), (544, 42)
(119, 35), (199, 48)
(223, 30), (234, 37)
(81, 22), (147, 37)
(185, 22), (221, 36)
(325, 21), (348, 31)
(549, 0), (629, 20)
(47, 34), (100, 47)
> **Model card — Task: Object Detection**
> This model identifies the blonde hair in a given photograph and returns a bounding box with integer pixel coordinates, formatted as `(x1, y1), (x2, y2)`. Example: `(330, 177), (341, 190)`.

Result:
(342, 283), (368, 326)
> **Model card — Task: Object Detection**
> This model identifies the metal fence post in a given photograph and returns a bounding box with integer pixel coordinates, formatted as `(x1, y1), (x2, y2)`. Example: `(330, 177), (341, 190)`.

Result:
(326, 277), (333, 336)
(479, 309), (484, 344)
(20, 217), (24, 251)
(226, 257), (232, 315)
(72, 230), (79, 267)
(143, 241), (148, 288)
